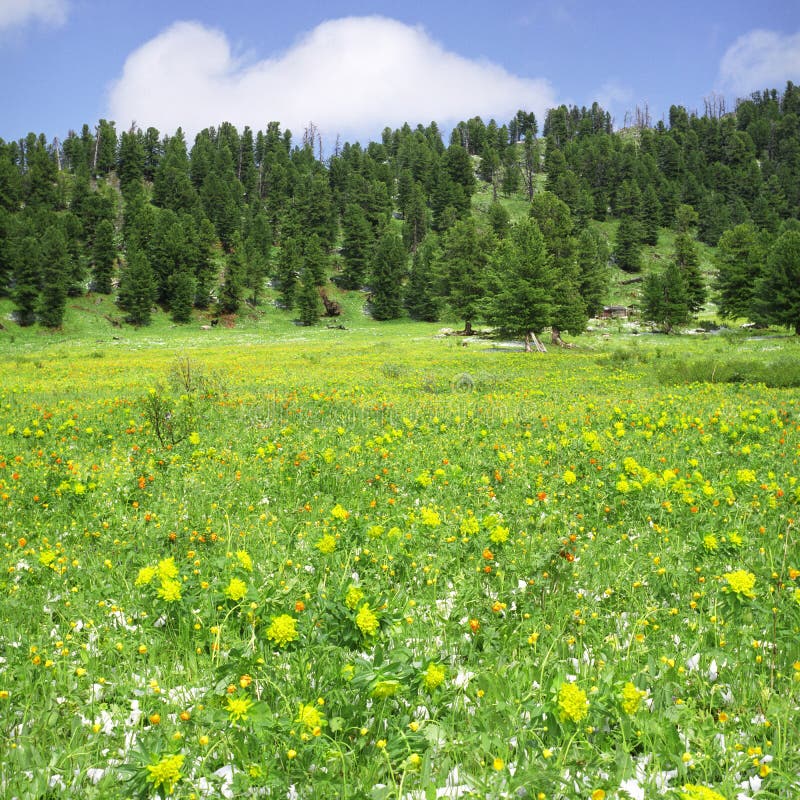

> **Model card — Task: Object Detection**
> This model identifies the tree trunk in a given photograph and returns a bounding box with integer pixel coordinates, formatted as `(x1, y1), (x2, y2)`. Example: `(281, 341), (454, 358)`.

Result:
(550, 327), (575, 348)
(463, 319), (473, 336)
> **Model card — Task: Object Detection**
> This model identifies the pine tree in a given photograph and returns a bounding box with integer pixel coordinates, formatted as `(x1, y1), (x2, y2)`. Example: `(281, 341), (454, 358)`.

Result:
(369, 229), (407, 320)
(614, 216), (642, 273)
(673, 231), (705, 312)
(302, 234), (328, 287)
(12, 233), (41, 327)
(38, 226), (69, 328)
(643, 261), (690, 333)
(296, 268), (322, 326)
(168, 267), (197, 323)
(437, 216), (493, 335)
(404, 233), (440, 321)
(483, 218), (553, 349)
(714, 223), (765, 320)
(756, 230), (800, 334)
(640, 184), (661, 246)
(339, 204), (373, 289)
(275, 237), (300, 309)
(91, 218), (116, 294)
(576, 228), (609, 318)
(218, 234), (246, 314)
(118, 248), (156, 326)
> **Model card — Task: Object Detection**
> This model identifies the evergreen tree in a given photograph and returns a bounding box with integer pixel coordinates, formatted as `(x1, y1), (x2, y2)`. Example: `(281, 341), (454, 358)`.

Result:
(91, 218), (116, 294)
(168, 267), (197, 323)
(118, 130), (145, 196)
(756, 230), (800, 334)
(275, 237), (300, 309)
(614, 216), (642, 272)
(218, 233), (246, 314)
(640, 184), (661, 246)
(643, 261), (691, 332)
(437, 216), (493, 335)
(501, 146), (522, 195)
(488, 202), (511, 239)
(483, 218), (553, 349)
(118, 248), (156, 326)
(244, 211), (273, 304)
(296, 267), (322, 326)
(404, 233), (440, 321)
(402, 183), (428, 253)
(576, 228), (609, 318)
(369, 229), (407, 320)
(302, 234), (328, 287)
(339, 203), (373, 289)
(37, 225), (69, 328)
(673, 230), (705, 312)
(714, 223), (765, 320)
(193, 216), (218, 309)
(12, 233), (41, 326)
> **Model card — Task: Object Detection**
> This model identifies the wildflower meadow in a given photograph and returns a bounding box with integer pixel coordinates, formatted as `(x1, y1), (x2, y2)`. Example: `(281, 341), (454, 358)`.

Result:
(1, 327), (798, 799)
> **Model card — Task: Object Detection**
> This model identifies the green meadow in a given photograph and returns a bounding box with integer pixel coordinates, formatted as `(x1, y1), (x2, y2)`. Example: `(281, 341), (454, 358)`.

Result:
(1, 311), (799, 800)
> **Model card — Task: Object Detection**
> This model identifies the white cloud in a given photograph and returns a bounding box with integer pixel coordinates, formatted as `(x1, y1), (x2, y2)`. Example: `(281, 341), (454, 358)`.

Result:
(719, 29), (800, 96)
(107, 17), (557, 143)
(0, 0), (68, 31)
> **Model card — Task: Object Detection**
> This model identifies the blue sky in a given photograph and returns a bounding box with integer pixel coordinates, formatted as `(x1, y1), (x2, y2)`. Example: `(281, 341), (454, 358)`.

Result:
(1, 0), (799, 147)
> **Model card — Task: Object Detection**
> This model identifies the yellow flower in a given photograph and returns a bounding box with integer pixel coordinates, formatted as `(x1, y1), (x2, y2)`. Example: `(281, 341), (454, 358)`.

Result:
(563, 470), (577, 485)
(157, 579), (182, 602)
(591, 791), (606, 800)
(297, 703), (324, 730)
(236, 550), (253, 571)
(188, 431), (201, 445)
(146, 753), (184, 796)
(344, 586), (364, 611)
(703, 534), (718, 552)
(372, 680), (400, 699)
(266, 614), (298, 647)
(489, 525), (509, 544)
(679, 785), (727, 800)
(724, 569), (756, 598)
(460, 516), (480, 536)
(620, 682), (646, 715)
(557, 682), (588, 723)
(736, 469), (756, 484)
(135, 565), (157, 585)
(493, 757), (505, 771)
(331, 503), (350, 520)
(315, 534), (336, 554)
(157, 557), (179, 580)
(420, 507), (441, 526)
(226, 695), (253, 722)
(356, 603), (379, 636)
(224, 577), (247, 602)
(423, 662), (446, 691)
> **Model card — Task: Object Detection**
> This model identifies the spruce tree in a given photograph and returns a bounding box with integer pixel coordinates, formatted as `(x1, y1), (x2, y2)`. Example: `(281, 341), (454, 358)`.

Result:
(756, 230), (800, 334)
(91, 218), (116, 294)
(614, 216), (642, 273)
(576, 228), (609, 318)
(643, 262), (690, 333)
(714, 223), (765, 320)
(404, 233), (440, 321)
(673, 231), (705, 312)
(218, 234), (246, 314)
(168, 267), (197, 323)
(119, 249), (156, 326)
(296, 268), (322, 326)
(369, 229), (407, 320)
(339, 204), (373, 289)
(38, 226), (69, 328)
(275, 237), (300, 309)
(12, 234), (41, 326)
(302, 234), (328, 287)
(483, 218), (553, 349)
(640, 184), (661, 246)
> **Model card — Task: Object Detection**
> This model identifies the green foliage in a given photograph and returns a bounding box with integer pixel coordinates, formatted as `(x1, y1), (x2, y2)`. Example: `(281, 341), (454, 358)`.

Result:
(756, 229), (800, 334)
(369, 229), (407, 321)
(614, 216), (642, 273)
(118, 248), (156, 326)
(642, 261), (691, 332)
(296, 268), (322, 326)
(91, 218), (117, 294)
(37, 225), (69, 328)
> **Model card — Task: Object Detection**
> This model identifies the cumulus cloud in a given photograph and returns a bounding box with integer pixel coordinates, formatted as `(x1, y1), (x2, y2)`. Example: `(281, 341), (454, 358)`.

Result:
(719, 29), (800, 96)
(0, 0), (68, 31)
(107, 17), (557, 143)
